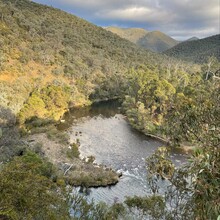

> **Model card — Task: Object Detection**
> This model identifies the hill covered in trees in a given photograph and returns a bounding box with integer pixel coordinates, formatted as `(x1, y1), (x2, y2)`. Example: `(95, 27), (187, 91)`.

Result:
(0, 0), (168, 122)
(0, 0), (219, 219)
(106, 27), (179, 52)
(164, 34), (220, 63)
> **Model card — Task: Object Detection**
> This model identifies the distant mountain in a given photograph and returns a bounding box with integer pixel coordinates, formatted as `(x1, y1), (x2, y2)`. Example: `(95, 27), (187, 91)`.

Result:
(186, 37), (199, 42)
(137, 31), (179, 52)
(105, 27), (148, 44)
(164, 35), (220, 63)
(106, 27), (178, 52)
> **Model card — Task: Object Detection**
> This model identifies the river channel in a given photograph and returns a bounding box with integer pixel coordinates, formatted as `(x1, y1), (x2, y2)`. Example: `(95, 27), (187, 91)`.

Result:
(58, 100), (187, 204)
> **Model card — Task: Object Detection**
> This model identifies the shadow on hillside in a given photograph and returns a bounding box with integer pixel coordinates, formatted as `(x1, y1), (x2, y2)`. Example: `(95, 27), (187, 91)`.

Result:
(0, 105), (16, 127)
(0, 105), (25, 162)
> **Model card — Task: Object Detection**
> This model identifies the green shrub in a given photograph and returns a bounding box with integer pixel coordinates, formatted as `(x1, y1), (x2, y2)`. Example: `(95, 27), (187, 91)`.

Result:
(66, 142), (80, 159)
(0, 151), (70, 219)
(18, 85), (71, 124)
(46, 126), (69, 144)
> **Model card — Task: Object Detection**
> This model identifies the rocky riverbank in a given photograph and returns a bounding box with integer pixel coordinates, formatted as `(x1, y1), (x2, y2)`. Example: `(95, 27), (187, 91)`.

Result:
(25, 132), (120, 188)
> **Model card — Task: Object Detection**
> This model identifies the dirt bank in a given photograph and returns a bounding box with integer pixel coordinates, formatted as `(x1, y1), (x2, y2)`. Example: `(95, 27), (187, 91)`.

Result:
(25, 133), (120, 187)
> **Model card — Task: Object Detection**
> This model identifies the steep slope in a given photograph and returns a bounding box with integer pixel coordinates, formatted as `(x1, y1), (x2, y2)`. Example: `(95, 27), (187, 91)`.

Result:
(0, 0), (163, 121)
(164, 34), (220, 63)
(0, 0), (200, 126)
(105, 27), (148, 44)
(106, 27), (178, 52)
(137, 31), (179, 52)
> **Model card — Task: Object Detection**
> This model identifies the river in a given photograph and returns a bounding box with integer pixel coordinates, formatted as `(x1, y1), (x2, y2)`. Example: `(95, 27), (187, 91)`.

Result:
(58, 100), (187, 204)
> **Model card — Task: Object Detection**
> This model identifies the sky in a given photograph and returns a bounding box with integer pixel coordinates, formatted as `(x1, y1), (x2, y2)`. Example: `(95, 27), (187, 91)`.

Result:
(33, 0), (219, 40)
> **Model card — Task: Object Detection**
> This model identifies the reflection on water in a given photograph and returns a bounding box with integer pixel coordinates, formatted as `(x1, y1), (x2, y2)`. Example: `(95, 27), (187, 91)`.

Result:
(57, 100), (121, 131)
(58, 100), (187, 204)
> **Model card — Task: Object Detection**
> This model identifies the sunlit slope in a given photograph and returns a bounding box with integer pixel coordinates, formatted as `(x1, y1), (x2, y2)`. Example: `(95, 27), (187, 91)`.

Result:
(0, 0), (166, 116)
(105, 27), (149, 44)
(106, 27), (178, 52)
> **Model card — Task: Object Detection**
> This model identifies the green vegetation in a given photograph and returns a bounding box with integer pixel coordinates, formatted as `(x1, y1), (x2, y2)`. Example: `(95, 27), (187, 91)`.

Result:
(0, 0), (219, 219)
(0, 152), (126, 220)
(46, 125), (70, 144)
(69, 194), (127, 220)
(65, 163), (119, 188)
(123, 58), (219, 146)
(121, 55), (219, 219)
(66, 142), (80, 159)
(0, 0), (200, 127)
(164, 34), (220, 63)
(18, 85), (71, 124)
(121, 57), (219, 219)
(0, 0), (167, 123)
(125, 195), (165, 219)
(0, 152), (71, 220)
(0, 125), (26, 162)
(144, 146), (220, 220)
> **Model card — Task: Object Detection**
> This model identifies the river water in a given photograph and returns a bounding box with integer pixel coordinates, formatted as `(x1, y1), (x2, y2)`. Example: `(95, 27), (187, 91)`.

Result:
(58, 101), (187, 204)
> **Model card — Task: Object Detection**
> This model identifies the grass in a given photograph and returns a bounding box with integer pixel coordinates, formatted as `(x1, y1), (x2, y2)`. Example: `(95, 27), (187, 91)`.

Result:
(66, 143), (80, 159)
(42, 125), (69, 144)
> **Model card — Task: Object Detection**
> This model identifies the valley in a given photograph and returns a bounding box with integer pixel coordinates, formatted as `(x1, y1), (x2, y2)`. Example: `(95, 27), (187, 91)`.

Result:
(0, 0), (219, 219)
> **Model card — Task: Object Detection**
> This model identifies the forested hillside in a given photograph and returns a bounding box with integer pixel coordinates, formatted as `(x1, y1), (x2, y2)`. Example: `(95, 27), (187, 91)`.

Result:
(106, 27), (179, 52)
(0, 0), (172, 125)
(164, 34), (220, 63)
(0, 0), (219, 219)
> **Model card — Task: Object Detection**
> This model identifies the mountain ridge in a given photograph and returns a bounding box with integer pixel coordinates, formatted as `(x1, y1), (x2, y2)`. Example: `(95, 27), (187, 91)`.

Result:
(186, 37), (199, 41)
(106, 27), (179, 52)
(105, 27), (149, 44)
(164, 34), (220, 63)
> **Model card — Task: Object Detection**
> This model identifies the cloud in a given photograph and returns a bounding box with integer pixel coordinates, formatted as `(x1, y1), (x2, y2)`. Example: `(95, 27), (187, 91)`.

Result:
(95, 6), (174, 25)
(33, 0), (219, 40)
(96, 7), (151, 21)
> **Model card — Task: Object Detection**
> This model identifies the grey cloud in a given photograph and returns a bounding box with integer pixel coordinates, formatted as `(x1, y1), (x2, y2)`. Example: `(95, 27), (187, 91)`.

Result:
(34, 0), (219, 40)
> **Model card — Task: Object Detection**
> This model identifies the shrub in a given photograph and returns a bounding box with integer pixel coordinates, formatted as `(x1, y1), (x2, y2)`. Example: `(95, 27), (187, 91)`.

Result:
(66, 142), (80, 159)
